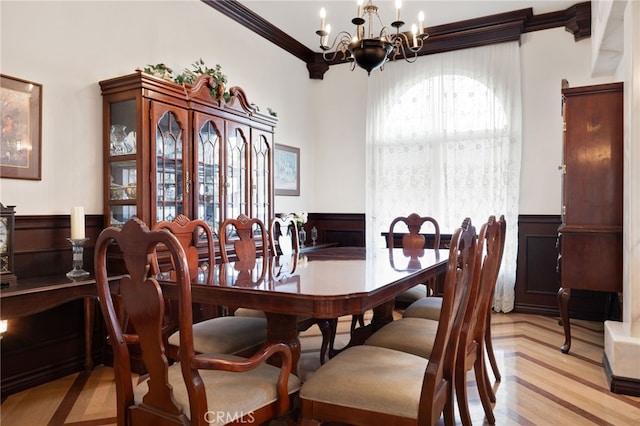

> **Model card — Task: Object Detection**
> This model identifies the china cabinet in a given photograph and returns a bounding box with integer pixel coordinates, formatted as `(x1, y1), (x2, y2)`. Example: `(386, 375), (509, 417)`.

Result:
(99, 71), (277, 240)
(557, 81), (623, 353)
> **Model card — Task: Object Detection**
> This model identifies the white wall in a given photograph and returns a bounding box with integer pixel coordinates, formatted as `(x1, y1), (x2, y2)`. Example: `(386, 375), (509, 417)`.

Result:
(0, 1), (619, 219)
(519, 28), (612, 214)
(0, 0), (314, 216)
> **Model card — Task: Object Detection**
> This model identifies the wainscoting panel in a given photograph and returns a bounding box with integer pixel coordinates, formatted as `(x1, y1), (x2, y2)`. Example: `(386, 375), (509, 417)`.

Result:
(514, 214), (615, 321)
(305, 213), (366, 247)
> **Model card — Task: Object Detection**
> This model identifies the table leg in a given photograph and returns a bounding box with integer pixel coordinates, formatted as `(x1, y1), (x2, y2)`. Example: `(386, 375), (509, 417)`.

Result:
(557, 287), (571, 354)
(331, 299), (397, 357)
(84, 297), (95, 370)
(370, 299), (395, 332)
(264, 313), (300, 375)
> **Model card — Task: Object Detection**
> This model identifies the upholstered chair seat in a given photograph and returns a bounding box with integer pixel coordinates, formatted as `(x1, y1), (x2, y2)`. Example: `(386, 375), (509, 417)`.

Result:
(299, 345), (428, 418)
(403, 296), (442, 320)
(133, 353), (300, 423)
(168, 316), (267, 355)
(364, 317), (438, 359)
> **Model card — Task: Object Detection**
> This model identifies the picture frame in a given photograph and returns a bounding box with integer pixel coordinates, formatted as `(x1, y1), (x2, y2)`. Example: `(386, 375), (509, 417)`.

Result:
(274, 143), (300, 196)
(1, 74), (42, 180)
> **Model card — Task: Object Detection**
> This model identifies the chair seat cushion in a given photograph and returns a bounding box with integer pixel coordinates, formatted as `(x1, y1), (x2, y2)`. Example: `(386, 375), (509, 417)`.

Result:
(169, 316), (267, 354)
(364, 317), (438, 359)
(234, 308), (267, 318)
(394, 284), (428, 304)
(134, 354), (301, 425)
(300, 345), (426, 418)
(403, 296), (443, 320)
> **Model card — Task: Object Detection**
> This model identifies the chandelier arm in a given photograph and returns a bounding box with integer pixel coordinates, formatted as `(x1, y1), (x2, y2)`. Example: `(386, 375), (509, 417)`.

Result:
(319, 31), (354, 62)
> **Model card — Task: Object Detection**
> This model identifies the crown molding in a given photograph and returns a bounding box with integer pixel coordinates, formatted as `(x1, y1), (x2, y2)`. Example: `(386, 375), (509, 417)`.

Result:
(203, 1), (591, 80)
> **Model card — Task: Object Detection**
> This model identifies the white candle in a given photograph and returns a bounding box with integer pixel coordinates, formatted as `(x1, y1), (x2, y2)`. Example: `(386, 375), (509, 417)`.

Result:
(320, 7), (326, 31)
(412, 24), (418, 48)
(395, 0), (402, 21)
(357, 0), (363, 17)
(323, 24), (331, 46)
(418, 11), (425, 33)
(71, 206), (85, 240)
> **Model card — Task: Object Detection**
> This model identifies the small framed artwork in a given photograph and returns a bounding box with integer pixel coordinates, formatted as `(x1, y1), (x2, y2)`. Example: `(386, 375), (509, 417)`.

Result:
(274, 143), (300, 196)
(1, 74), (42, 180)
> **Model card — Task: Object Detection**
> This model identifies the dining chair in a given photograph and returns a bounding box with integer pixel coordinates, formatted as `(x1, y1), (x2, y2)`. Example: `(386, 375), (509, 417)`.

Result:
(235, 215), (334, 364)
(366, 215), (506, 425)
(342, 213), (441, 341)
(298, 218), (476, 426)
(153, 214), (268, 358)
(389, 213), (441, 306)
(219, 214), (268, 264)
(94, 217), (300, 426)
(402, 215), (507, 384)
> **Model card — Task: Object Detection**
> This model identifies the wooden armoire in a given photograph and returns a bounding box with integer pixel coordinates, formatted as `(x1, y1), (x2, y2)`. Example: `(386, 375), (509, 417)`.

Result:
(557, 81), (623, 353)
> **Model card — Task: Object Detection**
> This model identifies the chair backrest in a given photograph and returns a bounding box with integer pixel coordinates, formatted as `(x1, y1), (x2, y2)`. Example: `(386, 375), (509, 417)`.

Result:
(472, 215), (506, 343)
(219, 214), (268, 263)
(152, 214), (215, 285)
(94, 217), (198, 425)
(388, 213), (441, 251)
(418, 217), (476, 424)
(270, 215), (300, 256)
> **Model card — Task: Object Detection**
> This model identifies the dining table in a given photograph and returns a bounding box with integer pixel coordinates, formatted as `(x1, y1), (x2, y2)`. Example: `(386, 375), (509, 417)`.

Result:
(159, 246), (447, 372)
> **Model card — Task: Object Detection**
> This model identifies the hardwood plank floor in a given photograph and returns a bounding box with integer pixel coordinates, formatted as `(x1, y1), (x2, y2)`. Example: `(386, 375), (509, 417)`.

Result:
(2, 312), (639, 425)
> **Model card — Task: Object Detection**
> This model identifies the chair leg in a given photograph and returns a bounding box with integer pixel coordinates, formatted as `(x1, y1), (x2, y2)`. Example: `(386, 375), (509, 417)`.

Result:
(485, 310), (501, 381)
(455, 365), (473, 426)
(316, 320), (332, 364)
(443, 388), (456, 426)
(475, 353), (496, 424)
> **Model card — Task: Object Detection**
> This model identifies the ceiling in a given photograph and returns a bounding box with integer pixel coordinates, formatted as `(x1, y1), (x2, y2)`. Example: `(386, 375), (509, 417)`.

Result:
(237, 0), (581, 52)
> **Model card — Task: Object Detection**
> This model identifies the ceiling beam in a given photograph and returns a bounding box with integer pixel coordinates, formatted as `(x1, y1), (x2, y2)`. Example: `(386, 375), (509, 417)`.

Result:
(203, 1), (591, 80)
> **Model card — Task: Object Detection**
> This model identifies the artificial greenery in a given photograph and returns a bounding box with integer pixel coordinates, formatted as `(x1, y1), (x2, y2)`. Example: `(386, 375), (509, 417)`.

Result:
(174, 58), (229, 102)
(142, 63), (174, 80)
(142, 59), (278, 112)
(143, 59), (229, 102)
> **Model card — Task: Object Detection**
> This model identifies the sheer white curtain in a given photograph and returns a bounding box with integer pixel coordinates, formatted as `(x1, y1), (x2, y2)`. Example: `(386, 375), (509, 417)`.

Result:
(365, 41), (522, 312)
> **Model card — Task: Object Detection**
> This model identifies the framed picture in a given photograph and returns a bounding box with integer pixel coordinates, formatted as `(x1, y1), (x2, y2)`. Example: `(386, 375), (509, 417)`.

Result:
(1, 74), (42, 180)
(274, 143), (300, 196)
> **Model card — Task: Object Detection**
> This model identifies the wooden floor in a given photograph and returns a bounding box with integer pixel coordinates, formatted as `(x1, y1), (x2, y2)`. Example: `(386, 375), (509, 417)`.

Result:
(2, 312), (640, 425)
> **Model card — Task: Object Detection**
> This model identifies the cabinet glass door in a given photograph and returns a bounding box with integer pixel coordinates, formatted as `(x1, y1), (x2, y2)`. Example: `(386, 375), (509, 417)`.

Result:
(225, 124), (249, 222)
(194, 113), (223, 240)
(251, 133), (271, 227)
(107, 99), (137, 226)
(153, 103), (188, 225)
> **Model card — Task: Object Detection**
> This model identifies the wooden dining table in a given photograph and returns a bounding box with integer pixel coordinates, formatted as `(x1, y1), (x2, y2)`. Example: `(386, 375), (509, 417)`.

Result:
(159, 246), (447, 372)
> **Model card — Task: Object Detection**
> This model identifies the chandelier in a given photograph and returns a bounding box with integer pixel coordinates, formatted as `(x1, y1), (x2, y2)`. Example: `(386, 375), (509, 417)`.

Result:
(316, 0), (429, 75)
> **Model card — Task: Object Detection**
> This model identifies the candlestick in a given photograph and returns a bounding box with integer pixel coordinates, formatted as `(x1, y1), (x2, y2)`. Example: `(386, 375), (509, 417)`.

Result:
(70, 206), (85, 240)
(66, 238), (90, 279)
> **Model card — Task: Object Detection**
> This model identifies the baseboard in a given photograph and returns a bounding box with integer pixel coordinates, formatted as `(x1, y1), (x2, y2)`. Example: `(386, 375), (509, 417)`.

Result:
(1, 355), (86, 396)
(603, 352), (640, 396)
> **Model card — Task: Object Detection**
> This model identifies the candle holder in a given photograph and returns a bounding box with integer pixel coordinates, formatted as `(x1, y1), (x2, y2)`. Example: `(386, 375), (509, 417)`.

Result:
(66, 238), (90, 279)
